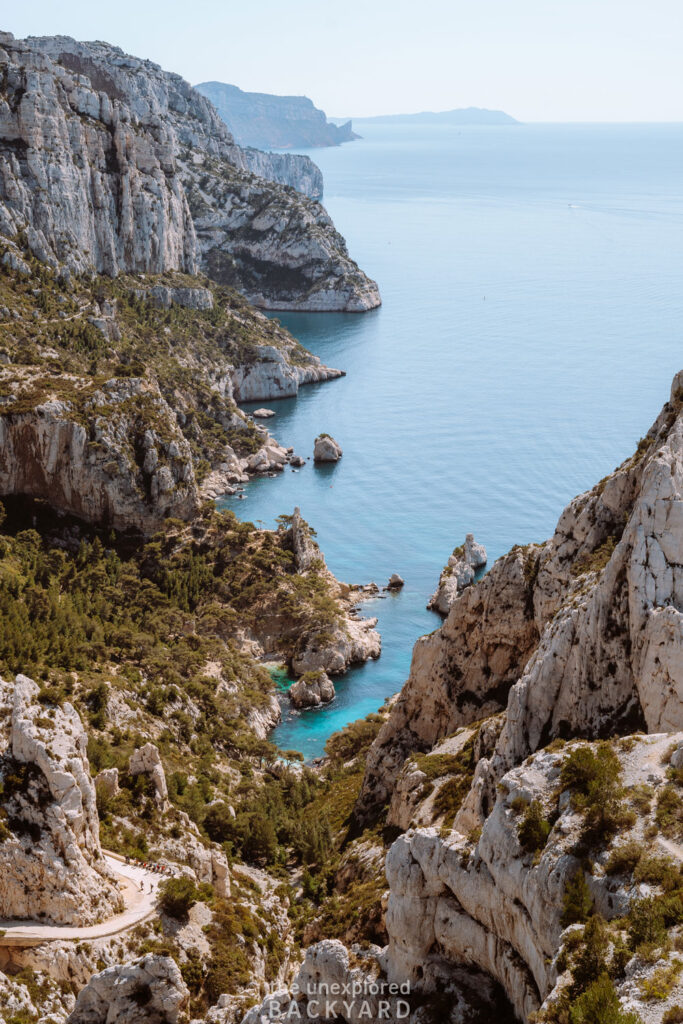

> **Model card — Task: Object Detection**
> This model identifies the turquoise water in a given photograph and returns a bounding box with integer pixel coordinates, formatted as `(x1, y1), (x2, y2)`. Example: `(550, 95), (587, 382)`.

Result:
(220, 122), (683, 760)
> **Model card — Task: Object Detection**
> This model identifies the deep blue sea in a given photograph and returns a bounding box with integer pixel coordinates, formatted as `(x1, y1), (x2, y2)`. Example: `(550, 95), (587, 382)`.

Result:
(220, 122), (683, 759)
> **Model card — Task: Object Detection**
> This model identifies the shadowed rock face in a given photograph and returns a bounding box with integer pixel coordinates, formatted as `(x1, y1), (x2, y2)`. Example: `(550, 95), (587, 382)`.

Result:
(0, 374), (199, 534)
(0, 675), (122, 926)
(0, 33), (380, 311)
(356, 371), (683, 826)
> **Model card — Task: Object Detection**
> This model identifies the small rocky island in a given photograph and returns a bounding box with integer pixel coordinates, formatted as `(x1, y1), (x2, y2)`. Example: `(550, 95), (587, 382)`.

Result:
(313, 434), (343, 462)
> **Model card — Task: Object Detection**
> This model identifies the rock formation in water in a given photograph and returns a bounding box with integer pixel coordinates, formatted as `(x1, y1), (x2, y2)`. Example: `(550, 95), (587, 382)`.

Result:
(0, 675), (122, 926)
(289, 670), (335, 708)
(313, 433), (343, 462)
(0, 33), (379, 311)
(428, 533), (487, 613)
(195, 81), (359, 151)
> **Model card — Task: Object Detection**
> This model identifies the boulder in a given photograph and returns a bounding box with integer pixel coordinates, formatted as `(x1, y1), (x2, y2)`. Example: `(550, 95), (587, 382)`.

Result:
(66, 954), (189, 1024)
(252, 408), (275, 418)
(313, 434), (343, 462)
(386, 574), (405, 590)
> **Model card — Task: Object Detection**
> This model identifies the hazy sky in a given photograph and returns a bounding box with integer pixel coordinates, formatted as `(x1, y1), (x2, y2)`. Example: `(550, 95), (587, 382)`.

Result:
(5, 0), (683, 121)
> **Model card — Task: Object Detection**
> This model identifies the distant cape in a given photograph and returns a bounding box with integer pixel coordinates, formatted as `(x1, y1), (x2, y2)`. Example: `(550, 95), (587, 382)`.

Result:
(337, 107), (518, 126)
(195, 81), (359, 149)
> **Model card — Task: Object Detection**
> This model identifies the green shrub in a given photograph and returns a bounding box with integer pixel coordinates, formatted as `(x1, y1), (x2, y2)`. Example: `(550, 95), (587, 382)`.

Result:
(571, 916), (609, 996)
(569, 973), (643, 1024)
(517, 800), (551, 854)
(605, 841), (644, 877)
(561, 871), (593, 928)
(633, 855), (681, 892)
(656, 785), (683, 839)
(663, 1006), (683, 1024)
(158, 876), (198, 919)
(639, 958), (683, 1000)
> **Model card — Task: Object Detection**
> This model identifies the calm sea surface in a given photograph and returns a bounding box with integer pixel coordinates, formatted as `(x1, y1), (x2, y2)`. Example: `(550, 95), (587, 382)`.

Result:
(219, 122), (683, 759)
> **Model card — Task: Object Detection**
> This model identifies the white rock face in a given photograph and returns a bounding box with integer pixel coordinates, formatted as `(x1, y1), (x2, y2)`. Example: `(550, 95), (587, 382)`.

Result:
(66, 954), (189, 1024)
(128, 743), (168, 808)
(292, 614), (381, 676)
(0, 373), (199, 533)
(232, 348), (344, 402)
(0, 34), (380, 311)
(384, 733), (680, 1023)
(428, 533), (488, 614)
(0, 675), (122, 926)
(313, 434), (343, 462)
(289, 670), (335, 708)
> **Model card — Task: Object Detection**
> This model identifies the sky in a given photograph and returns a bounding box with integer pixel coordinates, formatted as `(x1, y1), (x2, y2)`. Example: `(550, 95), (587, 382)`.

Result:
(4, 0), (683, 122)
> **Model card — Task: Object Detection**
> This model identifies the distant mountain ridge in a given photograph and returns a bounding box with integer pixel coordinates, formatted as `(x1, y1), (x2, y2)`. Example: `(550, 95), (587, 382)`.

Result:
(340, 106), (518, 125)
(195, 81), (359, 149)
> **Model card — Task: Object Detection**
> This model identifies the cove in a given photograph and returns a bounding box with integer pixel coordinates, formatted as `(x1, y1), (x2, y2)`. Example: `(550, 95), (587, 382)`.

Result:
(219, 121), (683, 760)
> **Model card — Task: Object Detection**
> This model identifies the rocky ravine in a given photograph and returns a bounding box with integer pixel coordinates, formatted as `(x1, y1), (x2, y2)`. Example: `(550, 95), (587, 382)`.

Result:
(0, 33), (380, 311)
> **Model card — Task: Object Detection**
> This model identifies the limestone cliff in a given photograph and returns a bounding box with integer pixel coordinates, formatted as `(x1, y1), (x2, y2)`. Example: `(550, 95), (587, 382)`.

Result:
(196, 81), (359, 151)
(0, 33), (380, 311)
(0, 371), (199, 533)
(356, 371), (683, 825)
(0, 675), (122, 927)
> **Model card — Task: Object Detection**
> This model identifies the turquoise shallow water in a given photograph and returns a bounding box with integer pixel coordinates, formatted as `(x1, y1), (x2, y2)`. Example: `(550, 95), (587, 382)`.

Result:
(220, 122), (683, 760)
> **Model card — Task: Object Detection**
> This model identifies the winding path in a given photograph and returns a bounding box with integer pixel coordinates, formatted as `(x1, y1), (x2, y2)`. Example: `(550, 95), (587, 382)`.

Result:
(0, 853), (160, 948)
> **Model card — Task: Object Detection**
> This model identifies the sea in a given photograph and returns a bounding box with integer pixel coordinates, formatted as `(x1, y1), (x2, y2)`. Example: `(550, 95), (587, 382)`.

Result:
(218, 121), (683, 760)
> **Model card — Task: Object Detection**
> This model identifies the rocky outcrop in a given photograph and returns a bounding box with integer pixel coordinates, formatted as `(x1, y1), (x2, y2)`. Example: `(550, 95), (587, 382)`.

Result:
(66, 954), (189, 1024)
(287, 507), (319, 572)
(195, 81), (359, 152)
(289, 670), (335, 708)
(0, 372), (199, 534)
(384, 732), (680, 1023)
(357, 372), (683, 826)
(0, 675), (122, 926)
(235, 146), (324, 200)
(128, 743), (168, 808)
(0, 33), (380, 311)
(314, 434), (343, 462)
(428, 534), (487, 614)
(241, 938), (514, 1024)
(355, 545), (539, 824)
(231, 346), (344, 402)
(292, 614), (381, 677)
